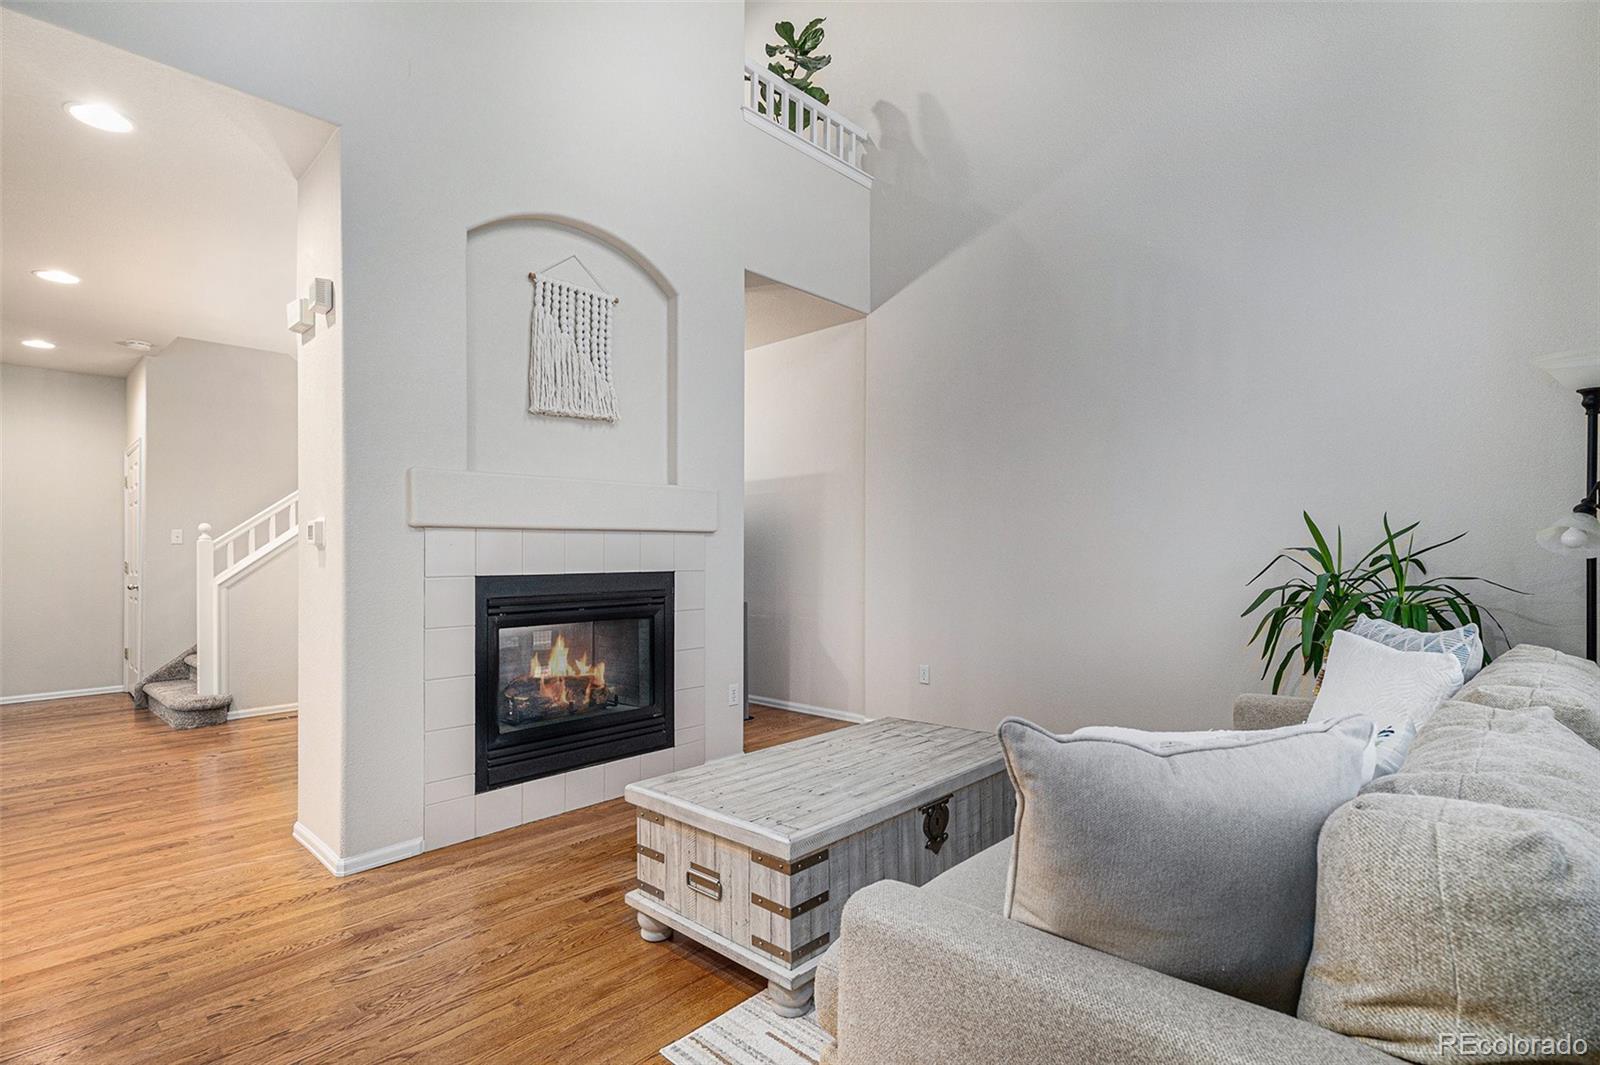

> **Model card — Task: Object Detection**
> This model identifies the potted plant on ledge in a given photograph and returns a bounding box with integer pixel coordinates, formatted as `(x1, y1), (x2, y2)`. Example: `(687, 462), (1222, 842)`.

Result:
(761, 17), (832, 132)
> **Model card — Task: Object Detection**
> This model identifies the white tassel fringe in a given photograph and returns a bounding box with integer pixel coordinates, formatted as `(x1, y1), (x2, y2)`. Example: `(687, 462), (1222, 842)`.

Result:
(529, 276), (618, 422)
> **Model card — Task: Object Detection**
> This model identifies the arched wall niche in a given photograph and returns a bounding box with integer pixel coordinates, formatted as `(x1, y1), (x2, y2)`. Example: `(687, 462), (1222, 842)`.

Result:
(465, 214), (678, 485)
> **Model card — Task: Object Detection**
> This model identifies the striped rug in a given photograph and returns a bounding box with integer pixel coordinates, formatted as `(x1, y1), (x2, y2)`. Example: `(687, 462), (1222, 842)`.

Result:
(662, 991), (830, 1065)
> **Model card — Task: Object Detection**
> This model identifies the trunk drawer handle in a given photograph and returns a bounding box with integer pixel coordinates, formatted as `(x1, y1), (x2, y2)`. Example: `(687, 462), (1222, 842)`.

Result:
(686, 863), (722, 901)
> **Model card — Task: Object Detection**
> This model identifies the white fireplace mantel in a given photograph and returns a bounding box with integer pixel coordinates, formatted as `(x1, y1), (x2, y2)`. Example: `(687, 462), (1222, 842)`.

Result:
(405, 467), (718, 533)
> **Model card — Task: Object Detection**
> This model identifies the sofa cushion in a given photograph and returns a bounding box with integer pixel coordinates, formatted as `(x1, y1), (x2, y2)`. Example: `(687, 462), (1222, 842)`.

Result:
(923, 838), (1010, 914)
(1299, 793), (1600, 1063)
(814, 944), (840, 1037)
(1365, 701), (1600, 824)
(1455, 643), (1600, 750)
(998, 714), (1374, 1013)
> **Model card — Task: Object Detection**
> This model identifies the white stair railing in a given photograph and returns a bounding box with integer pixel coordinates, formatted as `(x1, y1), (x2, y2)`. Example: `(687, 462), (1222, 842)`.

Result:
(743, 61), (871, 186)
(194, 492), (299, 696)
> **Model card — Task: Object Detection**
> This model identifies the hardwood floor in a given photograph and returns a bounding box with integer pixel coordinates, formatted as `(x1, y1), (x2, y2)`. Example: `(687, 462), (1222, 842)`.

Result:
(0, 696), (848, 1064)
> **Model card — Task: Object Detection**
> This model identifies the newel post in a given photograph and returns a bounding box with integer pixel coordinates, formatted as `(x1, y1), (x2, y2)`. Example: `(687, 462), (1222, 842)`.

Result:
(195, 523), (219, 696)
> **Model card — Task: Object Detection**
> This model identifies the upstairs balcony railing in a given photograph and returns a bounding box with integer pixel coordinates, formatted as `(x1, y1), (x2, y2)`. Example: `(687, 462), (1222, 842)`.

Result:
(743, 62), (871, 187)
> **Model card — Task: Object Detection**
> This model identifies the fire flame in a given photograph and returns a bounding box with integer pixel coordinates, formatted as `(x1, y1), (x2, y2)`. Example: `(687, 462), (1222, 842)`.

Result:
(527, 634), (607, 707)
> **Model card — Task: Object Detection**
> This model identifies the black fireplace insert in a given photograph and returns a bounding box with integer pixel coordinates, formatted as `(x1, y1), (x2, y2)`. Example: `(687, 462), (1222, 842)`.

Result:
(476, 571), (673, 792)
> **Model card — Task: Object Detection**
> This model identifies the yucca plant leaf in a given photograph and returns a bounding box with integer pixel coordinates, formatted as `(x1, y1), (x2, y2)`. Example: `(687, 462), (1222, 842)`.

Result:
(1249, 607), (1281, 643)
(1406, 530), (1468, 561)
(1424, 604), (1455, 632)
(1322, 595), (1361, 638)
(1301, 574), (1330, 661)
(1380, 515), (1406, 594)
(1353, 521), (1421, 566)
(1241, 587), (1277, 617)
(1303, 512), (1334, 573)
(1272, 645), (1299, 694)
(1261, 607), (1293, 679)
(1428, 575), (1528, 594)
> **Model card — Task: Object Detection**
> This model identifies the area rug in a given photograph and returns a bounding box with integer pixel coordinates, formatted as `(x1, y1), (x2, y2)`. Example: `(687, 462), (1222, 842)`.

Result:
(661, 991), (830, 1065)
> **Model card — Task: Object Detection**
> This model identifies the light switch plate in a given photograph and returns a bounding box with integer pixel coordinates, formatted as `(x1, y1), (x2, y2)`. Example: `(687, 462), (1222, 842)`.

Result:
(169, 529), (183, 545)
(727, 684), (740, 706)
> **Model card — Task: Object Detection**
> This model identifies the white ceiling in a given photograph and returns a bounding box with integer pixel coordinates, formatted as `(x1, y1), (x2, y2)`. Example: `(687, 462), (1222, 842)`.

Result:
(1, 12), (336, 377)
(745, 271), (864, 350)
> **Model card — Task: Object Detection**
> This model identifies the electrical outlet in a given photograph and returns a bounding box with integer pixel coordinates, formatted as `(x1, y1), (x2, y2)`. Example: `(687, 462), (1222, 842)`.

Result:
(918, 664), (931, 685)
(727, 684), (740, 707)
(169, 529), (183, 545)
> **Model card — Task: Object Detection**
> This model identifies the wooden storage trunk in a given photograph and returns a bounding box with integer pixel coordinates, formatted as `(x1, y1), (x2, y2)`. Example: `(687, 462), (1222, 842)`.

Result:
(625, 718), (1015, 1011)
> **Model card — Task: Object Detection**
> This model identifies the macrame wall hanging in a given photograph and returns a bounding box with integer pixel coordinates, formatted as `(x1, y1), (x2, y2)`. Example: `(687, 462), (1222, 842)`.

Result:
(526, 257), (619, 422)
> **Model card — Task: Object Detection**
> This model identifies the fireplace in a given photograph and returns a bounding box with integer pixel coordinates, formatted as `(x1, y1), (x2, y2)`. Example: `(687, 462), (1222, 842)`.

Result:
(476, 571), (673, 792)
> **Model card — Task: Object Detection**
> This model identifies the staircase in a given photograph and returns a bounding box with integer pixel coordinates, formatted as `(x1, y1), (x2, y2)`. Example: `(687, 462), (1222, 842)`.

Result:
(135, 491), (299, 729)
(134, 645), (232, 728)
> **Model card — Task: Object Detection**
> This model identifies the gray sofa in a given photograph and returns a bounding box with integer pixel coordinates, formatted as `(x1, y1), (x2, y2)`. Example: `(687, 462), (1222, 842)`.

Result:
(816, 645), (1600, 1065)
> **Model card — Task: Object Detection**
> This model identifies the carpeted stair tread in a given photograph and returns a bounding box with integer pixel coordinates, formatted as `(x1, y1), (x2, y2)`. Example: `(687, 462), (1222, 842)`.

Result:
(183, 654), (198, 671)
(144, 679), (232, 713)
(133, 644), (198, 708)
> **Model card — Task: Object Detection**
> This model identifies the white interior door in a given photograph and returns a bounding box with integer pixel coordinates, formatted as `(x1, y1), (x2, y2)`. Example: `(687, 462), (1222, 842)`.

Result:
(123, 441), (143, 691)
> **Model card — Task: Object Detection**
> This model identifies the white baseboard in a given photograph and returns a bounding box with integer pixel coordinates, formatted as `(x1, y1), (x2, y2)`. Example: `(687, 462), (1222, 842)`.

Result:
(293, 821), (423, 877)
(0, 684), (125, 706)
(229, 702), (298, 721)
(749, 695), (871, 724)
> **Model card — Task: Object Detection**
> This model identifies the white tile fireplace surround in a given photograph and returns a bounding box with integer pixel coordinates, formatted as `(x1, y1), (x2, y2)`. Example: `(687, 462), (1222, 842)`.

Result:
(421, 527), (710, 852)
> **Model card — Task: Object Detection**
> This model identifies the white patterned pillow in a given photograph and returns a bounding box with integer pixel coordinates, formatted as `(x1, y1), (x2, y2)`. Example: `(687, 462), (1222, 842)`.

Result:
(1310, 631), (1463, 775)
(1351, 616), (1483, 681)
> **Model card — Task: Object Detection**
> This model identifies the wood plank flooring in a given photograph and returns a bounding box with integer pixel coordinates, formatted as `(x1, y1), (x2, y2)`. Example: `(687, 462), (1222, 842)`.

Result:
(0, 696), (847, 1064)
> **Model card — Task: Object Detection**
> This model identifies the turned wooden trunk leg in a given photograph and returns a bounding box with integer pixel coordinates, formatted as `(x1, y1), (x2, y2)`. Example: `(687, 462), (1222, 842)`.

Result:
(636, 912), (672, 943)
(767, 980), (813, 1018)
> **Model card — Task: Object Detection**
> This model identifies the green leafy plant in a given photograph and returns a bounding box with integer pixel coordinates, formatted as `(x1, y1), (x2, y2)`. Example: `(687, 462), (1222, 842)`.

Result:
(762, 17), (831, 131)
(1243, 513), (1521, 693)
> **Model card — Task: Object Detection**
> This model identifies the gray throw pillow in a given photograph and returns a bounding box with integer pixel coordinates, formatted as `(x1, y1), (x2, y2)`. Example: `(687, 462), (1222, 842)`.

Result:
(998, 715), (1375, 1013)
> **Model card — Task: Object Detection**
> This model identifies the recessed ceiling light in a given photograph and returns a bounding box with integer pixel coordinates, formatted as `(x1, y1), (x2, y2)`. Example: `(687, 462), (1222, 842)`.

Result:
(64, 101), (134, 134)
(118, 339), (154, 353)
(32, 268), (81, 285)
(21, 338), (57, 350)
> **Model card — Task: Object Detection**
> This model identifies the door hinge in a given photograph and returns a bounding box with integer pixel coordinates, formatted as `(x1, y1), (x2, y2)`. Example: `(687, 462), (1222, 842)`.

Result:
(124, 648), (129, 660)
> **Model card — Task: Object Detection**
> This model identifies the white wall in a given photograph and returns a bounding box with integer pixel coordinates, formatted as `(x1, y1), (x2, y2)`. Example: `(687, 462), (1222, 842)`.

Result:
(745, 320), (866, 717)
(0, 364), (126, 699)
(745, 3), (1599, 732)
(139, 337), (297, 690)
(17, 3), (760, 864)
(742, 122), (871, 314)
(466, 218), (672, 484)
(124, 359), (145, 451)
(295, 131), (345, 854)
(226, 544), (297, 712)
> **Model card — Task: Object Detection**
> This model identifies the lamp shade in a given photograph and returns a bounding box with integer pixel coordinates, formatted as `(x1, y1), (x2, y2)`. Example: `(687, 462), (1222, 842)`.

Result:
(1533, 350), (1600, 392)
(1538, 509), (1600, 557)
